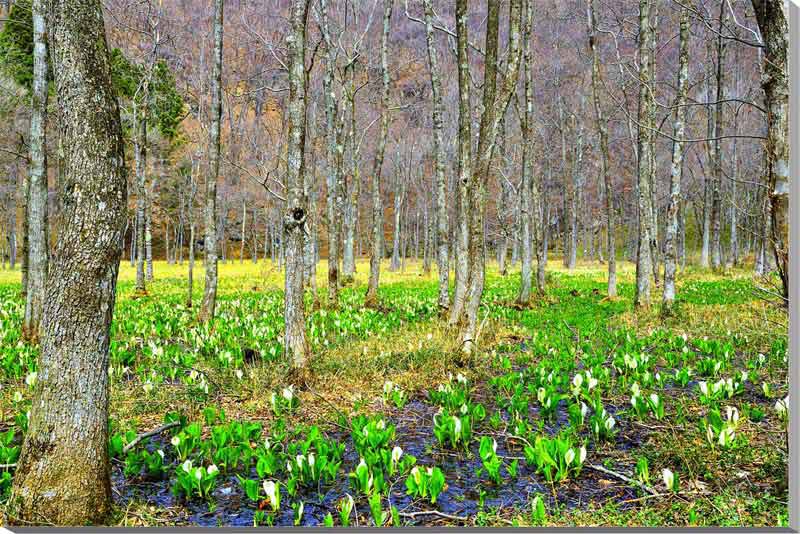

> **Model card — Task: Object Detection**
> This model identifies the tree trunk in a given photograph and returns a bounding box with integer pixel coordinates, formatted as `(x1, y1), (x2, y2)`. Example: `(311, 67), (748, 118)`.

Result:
(448, 0), (472, 327)
(365, 0), (392, 308)
(460, 0), (523, 354)
(145, 194), (153, 280)
(424, 0), (448, 308)
(634, 0), (654, 308)
(517, 0), (534, 305)
(240, 195), (246, 264)
(710, 1), (727, 270)
(134, 109), (147, 293)
(662, 6), (688, 307)
(198, 0), (223, 322)
(752, 0), (788, 303)
(587, 0), (615, 297)
(11, 0), (127, 521)
(320, 0), (343, 308)
(22, 0), (49, 343)
(284, 0), (310, 369)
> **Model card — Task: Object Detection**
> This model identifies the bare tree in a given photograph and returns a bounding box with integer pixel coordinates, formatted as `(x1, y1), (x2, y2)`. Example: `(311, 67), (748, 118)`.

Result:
(22, 0), (49, 342)
(663, 5), (689, 307)
(365, 0), (393, 308)
(199, 0), (224, 322)
(10, 0), (127, 522)
(634, 0), (654, 308)
(752, 0), (788, 304)
(587, 0), (616, 297)
(284, 0), (311, 369)
(459, 0), (523, 354)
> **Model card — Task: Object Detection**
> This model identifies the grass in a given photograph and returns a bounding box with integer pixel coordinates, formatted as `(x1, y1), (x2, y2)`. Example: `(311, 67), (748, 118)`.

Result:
(0, 257), (789, 527)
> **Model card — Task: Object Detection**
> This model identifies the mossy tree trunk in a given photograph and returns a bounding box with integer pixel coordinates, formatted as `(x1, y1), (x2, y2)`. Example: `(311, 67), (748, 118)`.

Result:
(11, 0), (127, 523)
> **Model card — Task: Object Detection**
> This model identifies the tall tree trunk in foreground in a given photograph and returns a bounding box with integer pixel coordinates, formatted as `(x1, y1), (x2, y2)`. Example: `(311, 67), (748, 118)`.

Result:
(447, 0), (471, 326)
(634, 0), (654, 308)
(22, 0), (49, 342)
(365, 0), (392, 308)
(11, 0), (127, 522)
(460, 0), (522, 354)
(421, 0), (449, 312)
(517, 0), (534, 306)
(284, 0), (310, 369)
(587, 0), (615, 297)
(752, 0), (788, 304)
(662, 5), (689, 307)
(198, 0), (224, 322)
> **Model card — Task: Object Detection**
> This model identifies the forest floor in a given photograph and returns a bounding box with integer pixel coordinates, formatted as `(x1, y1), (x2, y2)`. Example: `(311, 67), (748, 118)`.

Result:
(0, 258), (789, 527)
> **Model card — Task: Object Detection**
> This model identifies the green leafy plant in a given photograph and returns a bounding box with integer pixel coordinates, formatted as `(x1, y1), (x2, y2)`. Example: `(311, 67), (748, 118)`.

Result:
(405, 465), (445, 504)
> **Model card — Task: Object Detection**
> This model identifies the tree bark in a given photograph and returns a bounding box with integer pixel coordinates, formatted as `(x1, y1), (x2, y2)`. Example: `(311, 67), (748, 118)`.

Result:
(421, 0), (449, 311)
(710, 0), (727, 270)
(284, 0), (311, 369)
(365, 0), (393, 308)
(752, 0), (788, 304)
(634, 0), (654, 308)
(587, 0), (615, 297)
(460, 0), (523, 354)
(517, 0), (534, 306)
(11, 0), (127, 522)
(662, 5), (689, 307)
(22, 0), (49, 342)
(447, 0), (472, 327)
(198, 0), (224, 322)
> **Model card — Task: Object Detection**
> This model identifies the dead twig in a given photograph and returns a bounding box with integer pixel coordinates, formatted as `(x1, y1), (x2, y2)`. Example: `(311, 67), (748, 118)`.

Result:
(587, 463), (658, 496)
(122, 420), (181, 454)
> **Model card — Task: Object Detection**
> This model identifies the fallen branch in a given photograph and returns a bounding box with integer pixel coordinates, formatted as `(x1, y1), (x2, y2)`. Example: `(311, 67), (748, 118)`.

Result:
(122, 420), (180, 454)
(0, 463), (17, 469)
(587, 463), (658, 496)
(398, 510), (470, 522)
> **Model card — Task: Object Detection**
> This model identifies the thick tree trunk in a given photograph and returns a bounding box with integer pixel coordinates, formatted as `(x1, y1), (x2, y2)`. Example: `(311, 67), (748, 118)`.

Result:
(198, 0), (224, 322)
(662, 6), (689, 307)
(22, 0), (49, 342)
(11, 0), (127, 522)
(587, 0), (615, 297)
(752, 0), (788, 303)
(284, 0), (310, 369)
(365, 0), (392, 308)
